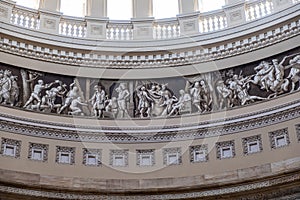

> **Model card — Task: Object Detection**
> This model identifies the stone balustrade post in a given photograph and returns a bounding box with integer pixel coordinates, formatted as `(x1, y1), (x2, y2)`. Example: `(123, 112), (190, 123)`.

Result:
(0, 0), (15, 23)
(177, 12), (200, 36)
(85, 0), (108, 39)
(132, 0), (154, 40)
(223, 0), (246, 27)
(38, 0), (61, 34)
(132, 18), (155, 40)
(272, 0), (293, 12)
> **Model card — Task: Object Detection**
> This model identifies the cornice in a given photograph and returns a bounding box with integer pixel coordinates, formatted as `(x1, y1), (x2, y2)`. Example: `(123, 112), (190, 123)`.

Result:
(0, 98), (299, 143)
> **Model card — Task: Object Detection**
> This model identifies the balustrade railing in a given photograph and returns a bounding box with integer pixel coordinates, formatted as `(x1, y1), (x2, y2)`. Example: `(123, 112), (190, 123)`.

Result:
(199, 9), (227, 33)
(245, 0), (273, 21)
(59, 16), (87, 37)
(2, 0), (298, 41)
(11, 5), (39, 30)
(106, 21), (133, 40)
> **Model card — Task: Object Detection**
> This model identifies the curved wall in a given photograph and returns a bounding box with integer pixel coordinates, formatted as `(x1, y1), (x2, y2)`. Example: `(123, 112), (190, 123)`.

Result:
(0, 1), (300, 199)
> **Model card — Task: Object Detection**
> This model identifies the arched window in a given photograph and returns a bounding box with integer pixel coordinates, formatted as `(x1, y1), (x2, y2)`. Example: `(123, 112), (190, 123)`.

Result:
(15, 0), (39, 9)
(60, 0), (86, 17)
(107, 0), (133, 20)
(198, 0), (225, 12)
(153, 0), (179, 19)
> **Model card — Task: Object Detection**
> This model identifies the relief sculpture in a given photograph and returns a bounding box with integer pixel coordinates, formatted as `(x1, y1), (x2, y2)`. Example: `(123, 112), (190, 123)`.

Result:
(0, 50), (299, 119)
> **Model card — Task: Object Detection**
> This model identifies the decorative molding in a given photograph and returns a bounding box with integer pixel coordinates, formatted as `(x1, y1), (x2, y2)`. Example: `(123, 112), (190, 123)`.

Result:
(0, 169), (299, 199)
(0, 99), (299, 143)
(242, 135), (263, 155)
(0, 13), (299, 69)
(269, 128), (290, 149)
(0, 137), (21, 158)
(28, 142), (49, 162)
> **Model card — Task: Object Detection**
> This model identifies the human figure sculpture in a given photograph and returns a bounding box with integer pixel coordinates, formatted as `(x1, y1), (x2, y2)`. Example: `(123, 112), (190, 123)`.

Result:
(40, 83), (67, 112)
(58, 82), (80, 114)
(168, 90), (191, 116)
(105, 97), (118, 118)
(23, 79), (58, 109)
(116, 83), (130, 118)
(89, 85), (106, 118)
(190, 81), (202, 112)
(0, 70), (19, 106)
(199, 80), (212, 112)
(216, 80), (233, 109)
(287, 55), (300, 92)
(68, 97), (88, 116)
(136, 85), (153, 118)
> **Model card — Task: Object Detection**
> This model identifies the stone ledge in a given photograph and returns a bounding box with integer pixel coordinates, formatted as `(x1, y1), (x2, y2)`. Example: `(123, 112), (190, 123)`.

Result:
(0, 157), (299, 193)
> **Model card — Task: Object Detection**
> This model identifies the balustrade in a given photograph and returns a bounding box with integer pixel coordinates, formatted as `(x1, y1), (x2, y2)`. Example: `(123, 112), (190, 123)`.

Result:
(11, 5), (39, 30)
(106, 22), (133, 40)
(199, 10), (227, 33)
(153, 19), (180, 39)
(2, 0), (298, 40)
(59, 16), (87, 37)
(245, 0), (273, 21)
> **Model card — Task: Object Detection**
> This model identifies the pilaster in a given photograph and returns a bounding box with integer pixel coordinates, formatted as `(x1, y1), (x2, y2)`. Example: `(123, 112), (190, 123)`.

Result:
(86, 17), (109, 39)
(223, 0), (246, 27)
(272, 0), (293, 12)
(39, 9), (62, 34)
(133, 0), (153, 18)
(86, 0), (107, 18)
(178, 0), (198, 14)
(132, 17), (154, 40)
(39, 0), (60, 12)
(177, 12), (200, 36)
(0, 0), (15, 23)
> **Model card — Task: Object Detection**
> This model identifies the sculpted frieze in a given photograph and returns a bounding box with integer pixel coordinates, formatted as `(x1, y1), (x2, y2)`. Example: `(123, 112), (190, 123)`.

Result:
(0, 48), (299, 120)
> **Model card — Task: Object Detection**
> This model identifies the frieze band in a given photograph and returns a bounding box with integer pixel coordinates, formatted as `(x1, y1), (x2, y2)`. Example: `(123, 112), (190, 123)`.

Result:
(0, 48), (299, 120)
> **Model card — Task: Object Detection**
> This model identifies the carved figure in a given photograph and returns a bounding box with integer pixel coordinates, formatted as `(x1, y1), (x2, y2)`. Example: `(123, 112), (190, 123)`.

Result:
(229, 74), (265, 106)
(116, 83), (130, 118)
(58, 82), (80, 114)
(23, 79), (58, 109)
(105, 97), (118, 117)
(168, 90), (192, 116)
(136, 85), (153, 118)
(158, 84), (174, 116)
(40, 83), (67, 112)
(189, 81), (202, 112)
(0, 70), (19, 106)
(249, 61), (274, 91)
(68, 97), (88, 116)
(216, 80), (233, 109)
(199, 80), (212, 112)
(287, 55), (300, 92)
(89, 85), (106, 118)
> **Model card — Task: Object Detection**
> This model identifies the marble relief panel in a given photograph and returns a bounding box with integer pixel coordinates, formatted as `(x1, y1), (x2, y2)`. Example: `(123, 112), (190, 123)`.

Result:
(0, 48), (299, 119)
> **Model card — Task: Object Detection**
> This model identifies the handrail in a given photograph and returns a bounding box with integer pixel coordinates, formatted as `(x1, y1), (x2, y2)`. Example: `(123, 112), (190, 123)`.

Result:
(1, 0), (298, 41)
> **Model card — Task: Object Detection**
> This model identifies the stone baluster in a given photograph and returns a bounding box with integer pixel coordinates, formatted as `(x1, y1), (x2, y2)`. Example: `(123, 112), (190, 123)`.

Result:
(223, 0), (246, 27)
(177, 0), (200, 35)
(38, 0), (62, 34)
(85, 0), (108, 39)
(132, 0), (154, 40)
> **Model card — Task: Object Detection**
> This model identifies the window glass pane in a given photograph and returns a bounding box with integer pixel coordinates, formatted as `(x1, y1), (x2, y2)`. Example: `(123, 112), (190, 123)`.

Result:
(113, 156), (124, 166)
(32, 149), (43, 160)
(4, 145), (15, 156)
(60, 0), (86, 17)
(198, 0), (225, 12)
(153, 0), (179, 19)
(107, 0), (132, 20)
(15, 0), (39, 9)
